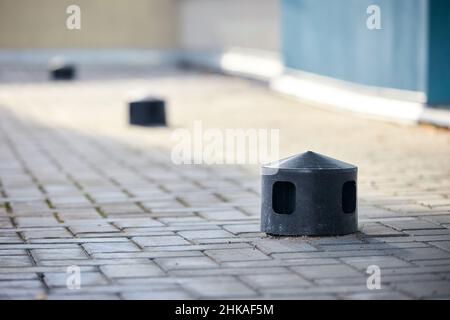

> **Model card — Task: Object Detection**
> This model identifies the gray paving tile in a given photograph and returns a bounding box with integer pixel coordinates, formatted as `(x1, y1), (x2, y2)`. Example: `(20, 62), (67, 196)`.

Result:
(254, 238), (317, 254)
(133, 235), (190, 247)
(44, 272), (108, 287)
(205, 248), (270, 262)
(177, 229), (235, 239)
(121, 289), (191, 300)
(290, 264), (363, 279)
(155, 256), (218, 270)
(240, 273), (311, 289)
(341, 256), (413, 270)
(100, 263), (165, 278)
(0, 256), (33, 267)
(83, 242), (140, 254)
(32, 248), (88, 261)
(180, 277), (256, 298)
(393, 280), (450, 298)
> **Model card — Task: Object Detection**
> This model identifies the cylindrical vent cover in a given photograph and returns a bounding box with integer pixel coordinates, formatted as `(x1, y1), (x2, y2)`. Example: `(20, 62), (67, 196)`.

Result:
(261, 151), (358, 236)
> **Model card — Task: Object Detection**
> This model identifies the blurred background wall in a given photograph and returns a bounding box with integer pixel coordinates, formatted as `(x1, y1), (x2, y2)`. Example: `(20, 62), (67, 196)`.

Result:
(0, 0), (448, 113)
(0, 0), (280, 51)
(177, 0), (280, 52)
(0, 0), (177, 48)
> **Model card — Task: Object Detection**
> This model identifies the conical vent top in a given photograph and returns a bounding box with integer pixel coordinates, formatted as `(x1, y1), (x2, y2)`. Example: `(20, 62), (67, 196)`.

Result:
(264, 151), (356, 170)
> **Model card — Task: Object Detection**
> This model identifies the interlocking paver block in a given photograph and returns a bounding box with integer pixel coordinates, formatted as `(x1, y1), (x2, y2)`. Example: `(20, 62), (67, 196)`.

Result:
(254, 238), (317, 254)
(69, 223), (119, 235)
(0, 236), (23, 244)
(0, 219), (13, 228)
(198, 210), (250, 221)
(155, 256), (218, 270)
(180, 277), (256, 298)
(0, 256), (33, 267)
(112, 218), (163, 229)
(290, 264), (363, 279)
(177, 229), (235, 240)
(32, 248), (88, 261)
(393, 280), (450, 298)
(22, 228), (73, 240)
(222, 223), (260, 234)
(359, 222), (404, 236)
(341, 256), (413, 270)
(121, 289), (191, 300)
(44, 272), (108, 287)
(0, 280), (43, 289)
(240, 273), (311, 289)
(15, 217), (60, 227)
(429, 241), (450, 252)
(386, 247), (450, 261)
(133, 235), (190, 247)
(205, 248), (270, 262)
(100, 263), (165, 278)
(83, 242), (141, 255)
(424, 215), (450, 225)
(382, 219), (443, 231)
(47, 293), (120, 300)
(0, 249), (28, 256)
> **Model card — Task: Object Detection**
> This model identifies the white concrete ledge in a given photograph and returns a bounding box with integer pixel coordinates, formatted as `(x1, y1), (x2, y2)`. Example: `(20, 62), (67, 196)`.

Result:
(270, 72), (424, 124)
(182, 47), (283, 81)
(419, 107), (450, 128)
(270, 71), (449, 128)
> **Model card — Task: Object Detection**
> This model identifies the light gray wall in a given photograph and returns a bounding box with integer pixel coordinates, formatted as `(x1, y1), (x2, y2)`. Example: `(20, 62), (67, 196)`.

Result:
(177, 0), (281, 52)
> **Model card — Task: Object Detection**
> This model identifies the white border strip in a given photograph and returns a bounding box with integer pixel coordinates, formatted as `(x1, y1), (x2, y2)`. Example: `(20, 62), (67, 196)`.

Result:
(182, 47), (283, 81)
(270, 73), (424, 124)
(419, 107), (450, 128)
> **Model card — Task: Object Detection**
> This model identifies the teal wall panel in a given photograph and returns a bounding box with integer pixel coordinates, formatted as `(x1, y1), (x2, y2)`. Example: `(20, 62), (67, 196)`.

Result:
(282, 0), (428, 93)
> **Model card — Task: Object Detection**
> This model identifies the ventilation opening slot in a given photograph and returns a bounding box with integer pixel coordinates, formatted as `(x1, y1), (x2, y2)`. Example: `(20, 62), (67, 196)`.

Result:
(272, 181), (296, 214)
(342, 181), (356, 213)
